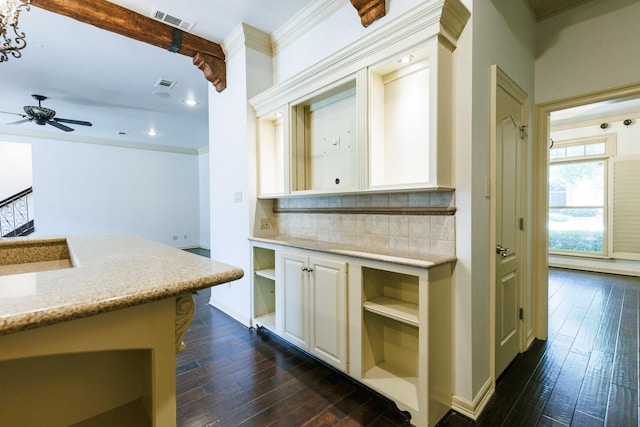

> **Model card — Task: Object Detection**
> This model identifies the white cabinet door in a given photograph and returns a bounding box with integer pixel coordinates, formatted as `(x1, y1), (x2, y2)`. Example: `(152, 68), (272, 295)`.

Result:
(280, 250), (348, 371)
(281, 252), (308, 349)
(309, 257), (347, 371)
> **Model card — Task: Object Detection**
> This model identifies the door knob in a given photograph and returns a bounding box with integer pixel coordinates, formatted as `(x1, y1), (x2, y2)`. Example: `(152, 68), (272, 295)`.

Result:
(496, 245), (510, 257)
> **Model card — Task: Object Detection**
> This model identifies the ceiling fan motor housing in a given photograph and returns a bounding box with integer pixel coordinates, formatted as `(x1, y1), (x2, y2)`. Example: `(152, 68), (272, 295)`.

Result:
(24, 106), (56, 125)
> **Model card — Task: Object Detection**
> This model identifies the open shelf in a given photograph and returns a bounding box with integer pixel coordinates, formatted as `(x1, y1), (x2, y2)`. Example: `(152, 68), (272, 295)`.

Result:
(363, 296), (418, 327)
(362, 266), (420, 325)
(362, 364), (419, 411)
(254, 312), (276, 331)
(362, 309), (420, 412)
(253, 246), (276, 328)
(255, 268), (275, 280)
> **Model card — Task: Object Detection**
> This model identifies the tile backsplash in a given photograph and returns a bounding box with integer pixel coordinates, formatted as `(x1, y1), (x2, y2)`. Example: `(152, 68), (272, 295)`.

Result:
(273, 191), (456, 257)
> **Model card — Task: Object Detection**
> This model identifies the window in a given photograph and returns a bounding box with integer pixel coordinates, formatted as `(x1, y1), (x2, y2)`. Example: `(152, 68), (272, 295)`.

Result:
(548, 137), (614, 255)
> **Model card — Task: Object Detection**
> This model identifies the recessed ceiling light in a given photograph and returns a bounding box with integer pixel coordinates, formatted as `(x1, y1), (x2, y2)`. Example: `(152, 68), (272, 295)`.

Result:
(398, 55), (413, 64)
(183, 98), (198, 106)
(152, 91), (171, 98)
(148, 129), (157, 136)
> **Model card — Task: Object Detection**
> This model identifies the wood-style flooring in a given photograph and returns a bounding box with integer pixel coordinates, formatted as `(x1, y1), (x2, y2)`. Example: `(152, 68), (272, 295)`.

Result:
(439, 268), (639, 427)
(176, 286), (410, 425)
(178, 250), (639, 426)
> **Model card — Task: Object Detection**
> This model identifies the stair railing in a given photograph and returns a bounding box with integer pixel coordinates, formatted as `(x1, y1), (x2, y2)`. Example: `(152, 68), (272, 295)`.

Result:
(0, 187), (35, 237)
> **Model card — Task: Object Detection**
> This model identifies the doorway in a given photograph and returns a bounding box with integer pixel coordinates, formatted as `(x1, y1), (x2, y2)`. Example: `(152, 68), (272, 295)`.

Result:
(532, 82), (640, 340)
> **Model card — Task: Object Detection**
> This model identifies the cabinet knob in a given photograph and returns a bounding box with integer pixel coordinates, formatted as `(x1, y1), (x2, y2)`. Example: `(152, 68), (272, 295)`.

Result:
(302, 266), (314, 273)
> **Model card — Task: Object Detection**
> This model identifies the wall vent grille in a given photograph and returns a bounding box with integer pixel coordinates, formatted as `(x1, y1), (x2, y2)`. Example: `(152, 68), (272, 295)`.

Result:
(150, 8), (195, 32)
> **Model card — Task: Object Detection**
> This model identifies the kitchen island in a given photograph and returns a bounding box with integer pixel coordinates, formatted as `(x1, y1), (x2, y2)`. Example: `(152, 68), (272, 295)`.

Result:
(0, 233), (243, 426)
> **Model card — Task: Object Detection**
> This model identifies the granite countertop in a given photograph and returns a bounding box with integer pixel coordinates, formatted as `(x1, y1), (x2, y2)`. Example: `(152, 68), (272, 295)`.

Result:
(249, 236), (457, 269)
(0, 233), (244, 336)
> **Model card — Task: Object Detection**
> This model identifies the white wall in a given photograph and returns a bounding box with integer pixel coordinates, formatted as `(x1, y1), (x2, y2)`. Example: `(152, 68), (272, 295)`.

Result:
(536, 0), (640, 277)
(0, 141), (32, 200)
(452, 0), (536, 409)
(198, 150), (210, 249)
(274, 0), (422, 83)
(1, 134), (201, 248)
(535, 0), (640, 103)
(208, 26), (275, 325)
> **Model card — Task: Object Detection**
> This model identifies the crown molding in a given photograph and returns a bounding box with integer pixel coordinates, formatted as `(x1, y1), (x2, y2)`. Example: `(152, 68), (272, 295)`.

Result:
(551, 111), (640, 132)
(272, 0), (344, 56)
(224, 23), (272, 59)
(251, 0), (470, 117)
(0, 127), (200, 155)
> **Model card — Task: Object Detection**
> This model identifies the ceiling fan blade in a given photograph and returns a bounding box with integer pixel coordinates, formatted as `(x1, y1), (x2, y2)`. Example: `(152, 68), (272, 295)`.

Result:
(0, 110), (28, 117)
(54, 117), (92, 126)
(6, 118), (32, 125)
(47, 120), (74, 132)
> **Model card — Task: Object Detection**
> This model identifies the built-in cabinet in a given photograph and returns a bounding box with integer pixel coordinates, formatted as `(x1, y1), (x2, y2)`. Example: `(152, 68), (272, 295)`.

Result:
(250, 240), (453, 426)
(280, 250), (348, 371)
(249, 0), (469, 197)
(356, 262), (452, 427)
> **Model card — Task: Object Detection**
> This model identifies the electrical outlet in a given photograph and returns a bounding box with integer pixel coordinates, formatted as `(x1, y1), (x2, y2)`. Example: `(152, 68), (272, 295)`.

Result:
(172, 235), (178, 240)
(259, 217), (270, 230)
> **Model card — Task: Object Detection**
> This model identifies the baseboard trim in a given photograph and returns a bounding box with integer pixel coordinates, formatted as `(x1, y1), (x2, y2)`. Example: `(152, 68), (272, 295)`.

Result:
(451, 377), (494, 420)
(550, 261), (640, 277)
(208, 299), (251, 328)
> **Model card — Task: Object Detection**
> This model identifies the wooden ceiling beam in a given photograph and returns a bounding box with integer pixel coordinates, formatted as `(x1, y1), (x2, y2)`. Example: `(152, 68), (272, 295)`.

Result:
(350, 0), (386, 27)
(29, 0), (227, 92)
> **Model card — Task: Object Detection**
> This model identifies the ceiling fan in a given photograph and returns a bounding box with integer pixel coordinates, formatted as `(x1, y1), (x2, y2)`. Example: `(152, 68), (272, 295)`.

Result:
(0, 94), (92, 132)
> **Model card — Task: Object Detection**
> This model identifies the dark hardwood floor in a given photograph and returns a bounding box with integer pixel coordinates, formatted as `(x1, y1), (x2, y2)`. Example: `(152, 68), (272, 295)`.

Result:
(176, 286), (411, 426)
(439, 268), (639, 427)
(178, 251), (639, 426)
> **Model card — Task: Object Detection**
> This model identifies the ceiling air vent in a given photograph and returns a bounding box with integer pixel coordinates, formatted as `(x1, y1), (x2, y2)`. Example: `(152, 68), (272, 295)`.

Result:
(151, 8), (195, 32)
(155, 78), (177, 90)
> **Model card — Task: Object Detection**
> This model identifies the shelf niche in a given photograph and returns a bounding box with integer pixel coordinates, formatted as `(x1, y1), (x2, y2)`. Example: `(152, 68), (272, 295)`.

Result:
(253, 246), (276, 330)
(291, 80), (358, 193)
(369, 48), (431, 188)
(361, 266), (421, 411)
(257, 109), (287, 196)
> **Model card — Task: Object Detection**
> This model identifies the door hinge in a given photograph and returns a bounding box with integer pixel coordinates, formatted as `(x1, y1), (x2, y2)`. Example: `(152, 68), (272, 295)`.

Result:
(519, 217), (524, 230)
(519, 307), (524, 320)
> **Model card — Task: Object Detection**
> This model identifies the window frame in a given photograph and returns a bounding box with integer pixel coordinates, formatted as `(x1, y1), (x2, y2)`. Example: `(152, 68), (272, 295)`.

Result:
(548, 134), (616, 258)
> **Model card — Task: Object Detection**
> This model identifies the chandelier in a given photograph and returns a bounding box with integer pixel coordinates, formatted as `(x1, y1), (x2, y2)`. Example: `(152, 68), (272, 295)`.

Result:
(1, 0), (31, 62)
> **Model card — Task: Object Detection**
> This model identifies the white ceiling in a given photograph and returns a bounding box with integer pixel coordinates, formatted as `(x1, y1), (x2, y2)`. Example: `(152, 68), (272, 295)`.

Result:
(0, 0), (634, 151)
(0, 1), (311, 151)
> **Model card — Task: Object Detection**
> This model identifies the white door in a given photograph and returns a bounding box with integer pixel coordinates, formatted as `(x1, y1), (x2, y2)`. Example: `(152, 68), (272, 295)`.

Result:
(281, 252), (308, 349)
(493, 66), (527, 378)
(308, 257), (347, 371)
